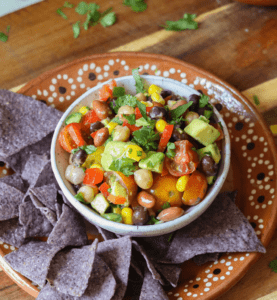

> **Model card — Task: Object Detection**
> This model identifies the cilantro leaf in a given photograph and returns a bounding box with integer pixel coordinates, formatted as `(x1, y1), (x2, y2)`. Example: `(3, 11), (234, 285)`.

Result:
(137, 151), (142, 157)
(170, 101), (193, 120)
(0, 32), (8, 43)
(204, 110), (213, 119)
(100, 11), (116, 27)
(6, 25), (10, 33)
(161, 13), (198, 31)
(147, 216), (162, 225)
(109, 157), (136, 176)
(75, 1), (89, 14)
(74, 192), (86, 203)
(112, 94), (137, 113)
(269, 260), (277, 273)
(132, 127), (159, 152)
(204, 151), (213, 157)
(199, 94), (210, 108)
(72, 21), (81, 38)
(110, 116), (123, 125)
(57, 8), (68, 19)
(162, 202), (171, 209)
(168, 116), (186, 125)
(123, 0), (147, 12)
(83, 9), (100, 29)
(199, 115), (210, 123)
(136, 100), (147, 120)
(64, 1), (74, 8)
(132, 68), (146, 93)
(166, 142), (176, 159)
(71, 145), (97, 155)
(253, 95), (260, 106)
(123, 114), (136, 125)
(113, 86), (125, 97)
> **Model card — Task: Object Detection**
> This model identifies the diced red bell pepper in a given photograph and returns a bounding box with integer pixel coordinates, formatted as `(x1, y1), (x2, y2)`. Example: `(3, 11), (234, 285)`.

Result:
(99, 182), (110, 198)
(98, 80), (117, 102)
(59, 123), (86, 153)
(83, 168), (104, 186)
(90, 130), (98, 139)
(122, 121), (142, 132)
(107, 194), (126, 205)
(157, 124), (174, 152)
(135, 107), (152, 119)
(109, 79), (117, 90)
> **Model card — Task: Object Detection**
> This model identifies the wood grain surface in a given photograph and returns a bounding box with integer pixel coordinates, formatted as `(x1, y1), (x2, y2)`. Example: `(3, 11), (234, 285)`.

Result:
(1, 0), (277, 299)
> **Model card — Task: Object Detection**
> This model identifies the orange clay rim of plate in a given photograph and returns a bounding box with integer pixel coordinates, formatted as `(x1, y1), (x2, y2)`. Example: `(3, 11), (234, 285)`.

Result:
(0, 52), (276, 300)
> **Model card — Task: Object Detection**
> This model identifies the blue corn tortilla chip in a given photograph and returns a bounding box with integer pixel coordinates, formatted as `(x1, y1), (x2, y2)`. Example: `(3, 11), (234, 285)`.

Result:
(154, 263), (182, 288)
(0, 218), (27, 248)
(29, 192), (57, 226)
(47, 204), (88, 248)
(0, 90), (62, 159)
(19, 196), (53, 237)
(96, 225), (117, 241)
(4, 240), (62, 287)
(0, 172), (28, 193)
(2, 132), (53, 175)
(0, 181), (25, 220)
(30, 183), (58, 211)
(47, 239), (98, 297)
(161, 192), (266, 264)
(97, 236), (132, 300)
(193, 253), (220, 266)
(37, 255), (116, 300)
(139, 267), (169, 300)
(33, 161), (58, 188)
(55, 203), (63, 220)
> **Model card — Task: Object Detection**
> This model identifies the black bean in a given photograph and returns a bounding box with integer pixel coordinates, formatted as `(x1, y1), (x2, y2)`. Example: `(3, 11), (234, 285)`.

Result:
(197, 90), (204, 95)
(171, 128), (189, 142)
(199, 155), (218, 176)
(90, 121), (104, 133)
(149, 106), (167, 120)
(72, 184), (82, 193)
(132, 206), (149, 225)
(188, 94), (201, 112)
(160, 89), (172, 99)
(72, 149), (87, 167)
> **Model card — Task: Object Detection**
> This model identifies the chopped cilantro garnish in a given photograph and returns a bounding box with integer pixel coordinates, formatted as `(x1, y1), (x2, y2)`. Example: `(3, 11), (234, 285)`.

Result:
(123, 0), (147, 12)
(100, 11), (116, 27)
(64, 1), (74, 8)
(111, 94), (137, 113)
(72, 21), (81, 38)
(83, 8), (100, 29)
(74, 192), (86, 203)
(269, 260), (277, 273)
(123, 114), (136, 125)
(137, 151), (142, 157)
(166, 142), (176, 159)
(108, 188), (112, 193)
(253, 95), (260, 106)
(147, 216), (162, 225)
(170, 101), (193, 120)
(132, 127), (159, 152)
(57, 8), (68, 19)
(132, 68), (146, 93)
(128, 148), (133, 154)
(110, 116), (123, 125)
(204, 110), (213, 119)
(75, 1), (94, 15)
(113, 86), (125, 97)
(136, 100), (147, 120)
(191, 147), (197, 152)
(168, 116), (186, 125)
(199, 94), (210, 108)
(204, 151), (213, 157)
(162, 202), (171, 209)
(71, 145), (97, 155)
(160, 13), (198, 31)
(109, 157), (136, 176)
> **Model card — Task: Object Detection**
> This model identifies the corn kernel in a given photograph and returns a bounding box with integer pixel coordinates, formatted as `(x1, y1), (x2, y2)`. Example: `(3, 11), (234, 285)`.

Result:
(125, 145), (145, 162)
(176, 175), (190, 192)
(79, 106), (90, 115)
(106, 122), (118, 134)
(148, 84), (162, 95)
(156, 119), (168, 133)
(151, 92), (165, 105)
(90, 163), (103, 170)
(121, 207), (133, 225)
(141, 101), (153, 107)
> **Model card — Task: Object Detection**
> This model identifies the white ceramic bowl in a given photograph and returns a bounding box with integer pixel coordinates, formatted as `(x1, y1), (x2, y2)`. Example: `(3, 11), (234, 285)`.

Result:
(51, 75), (231, 237)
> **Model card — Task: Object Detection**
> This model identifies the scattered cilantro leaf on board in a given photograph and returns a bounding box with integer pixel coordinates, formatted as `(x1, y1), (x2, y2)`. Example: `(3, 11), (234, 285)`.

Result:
(161, 13), (198, 31)
(6, 25), (10, 33)
(253, 95), (260, 106)
(123, 114), (136, 125)
(74, 192), (86, 203)
(199, 94), (210, 108)
(113, 86), (125, 97)
(109, 157), (136, 176)
(100, 11), (116, 27)
(75, 1), (90, 15)
(73, 21), (81, 38)
(269, 260), (277, 273)
(170, 101), (193, 120)
(132, 68), (146, 93)
(83, 8), (100, 30)
(132, 127), (159, 152)
(57, 8), (68, 19)
(136, 100), (147, 120)
(123, 0), (147, 13)
(0, 32), (8, 43)
(166, 142), (176, 159)
(64, 1), (74, 8)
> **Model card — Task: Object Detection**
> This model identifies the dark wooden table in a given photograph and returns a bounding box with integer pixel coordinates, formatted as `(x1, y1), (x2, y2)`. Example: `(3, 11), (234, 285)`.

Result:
(1, 1), (277, 299)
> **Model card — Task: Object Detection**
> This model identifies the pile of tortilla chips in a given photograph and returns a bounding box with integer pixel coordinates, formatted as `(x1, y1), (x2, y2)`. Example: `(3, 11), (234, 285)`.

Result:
(0, 90), (266, 300)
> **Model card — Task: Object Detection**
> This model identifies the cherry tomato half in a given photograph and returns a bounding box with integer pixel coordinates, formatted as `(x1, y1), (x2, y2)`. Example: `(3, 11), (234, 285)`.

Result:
(165, 140), (199, 176)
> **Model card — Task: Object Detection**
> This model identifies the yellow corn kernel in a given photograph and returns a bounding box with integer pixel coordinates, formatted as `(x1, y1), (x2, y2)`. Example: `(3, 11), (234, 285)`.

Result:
(141, 101), (153, 107)
(151, 92), (165, 105)
(148, 84), (163, 95)
(82, 146), (105, 168)
(125, 145), (145, 162)
(79, 106), (90, 115)
(156, 119), (168, 133)
(90, 163), (103, 170)
(112, 206), (122, 215)
(121, 207), (133, 225)
(106, 122), (118, 134)
(176, 175), (190, 192)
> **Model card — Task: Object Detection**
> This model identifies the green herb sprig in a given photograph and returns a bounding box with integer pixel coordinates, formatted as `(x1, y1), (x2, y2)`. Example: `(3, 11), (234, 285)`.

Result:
(161, 13), (198, 31)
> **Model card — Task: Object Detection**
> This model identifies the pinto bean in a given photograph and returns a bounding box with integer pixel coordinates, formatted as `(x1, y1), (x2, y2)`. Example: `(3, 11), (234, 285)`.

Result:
(92, 100), (111, 120)
(157, 207), (185, 222)
(137, 191), (156, 209)
(94, 127), (109, 147)
(170, 100), (187, 110)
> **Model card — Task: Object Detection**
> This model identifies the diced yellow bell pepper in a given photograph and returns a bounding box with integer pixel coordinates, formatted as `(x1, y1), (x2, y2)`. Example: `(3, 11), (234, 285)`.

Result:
(106, 122), (118, 134)
(79, 106), (90, 115)
(148, 84), (162, 95)
(82, 146), (105, 168)
(121, 207), (133, 225)
(90, 164), (103, 170)
(141, 101), (153, 107)
(125, 145), (145, 162)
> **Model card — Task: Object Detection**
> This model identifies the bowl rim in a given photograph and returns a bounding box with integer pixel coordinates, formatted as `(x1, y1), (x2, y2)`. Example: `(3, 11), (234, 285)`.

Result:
(51, 74), (231, 237)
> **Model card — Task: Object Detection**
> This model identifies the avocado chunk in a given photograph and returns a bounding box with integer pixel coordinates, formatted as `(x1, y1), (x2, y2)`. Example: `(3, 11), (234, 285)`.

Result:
(184, 119), (220, 146)
(110, 180), (129, 206)
(196, 143), (221, 164)
(138, 151), (165, 173)
(101, 141), (135, 171)
(207, 176), (216, 185)
(65, 112), (82, 125)
(91, 194), (110, 215)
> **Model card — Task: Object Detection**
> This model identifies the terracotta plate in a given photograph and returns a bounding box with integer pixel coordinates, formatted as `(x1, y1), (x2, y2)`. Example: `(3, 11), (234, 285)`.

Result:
(1, 52), (277, 300)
